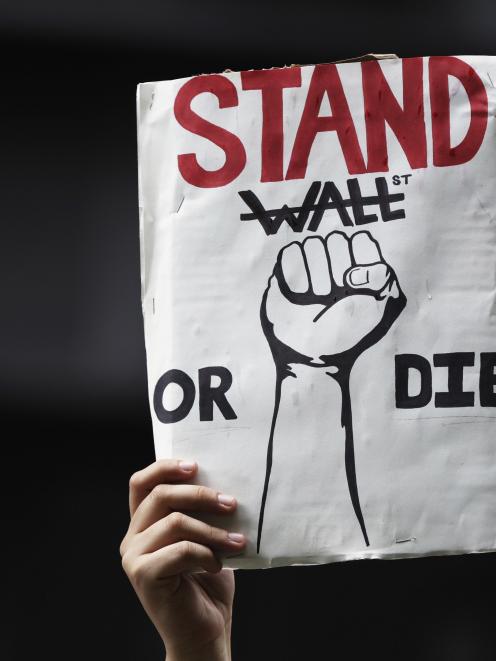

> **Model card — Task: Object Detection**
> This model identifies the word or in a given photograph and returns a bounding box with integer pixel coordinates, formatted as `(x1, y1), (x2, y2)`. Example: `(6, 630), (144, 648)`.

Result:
(153, 367), (237, 423)
(239, 176), (404, 235)
(173, 57), (488, 188)
(395, 353), (496, 408)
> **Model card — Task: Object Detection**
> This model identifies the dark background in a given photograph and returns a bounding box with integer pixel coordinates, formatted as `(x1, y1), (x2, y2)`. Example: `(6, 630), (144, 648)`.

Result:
(2, 1), (495, 659)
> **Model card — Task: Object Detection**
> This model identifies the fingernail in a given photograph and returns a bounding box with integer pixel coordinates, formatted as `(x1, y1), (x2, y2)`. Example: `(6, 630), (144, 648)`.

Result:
(349, 268), (369, 286)
(227, 532), (245, 544)
(179, 460), (196, 472)
(217, 493), (235, 507)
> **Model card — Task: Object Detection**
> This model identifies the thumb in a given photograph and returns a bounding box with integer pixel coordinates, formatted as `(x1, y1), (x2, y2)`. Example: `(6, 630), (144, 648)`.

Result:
(345, 263), (390, 292)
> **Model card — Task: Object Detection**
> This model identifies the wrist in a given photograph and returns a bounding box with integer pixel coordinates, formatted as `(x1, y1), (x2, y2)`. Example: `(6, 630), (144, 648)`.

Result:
(274, 360), (346, 455)
(166, 630), (231, 661)
(280, 360), (345, 398)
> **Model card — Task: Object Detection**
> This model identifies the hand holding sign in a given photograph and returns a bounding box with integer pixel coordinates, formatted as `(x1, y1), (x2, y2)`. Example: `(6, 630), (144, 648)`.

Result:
(262, 231), (406, 368)
(120, 460), (245, 660)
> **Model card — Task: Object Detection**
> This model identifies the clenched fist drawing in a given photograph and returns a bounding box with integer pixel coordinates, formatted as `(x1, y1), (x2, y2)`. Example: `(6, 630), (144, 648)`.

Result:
(262, 230), (406, 367)
(257, 231), (406, 552)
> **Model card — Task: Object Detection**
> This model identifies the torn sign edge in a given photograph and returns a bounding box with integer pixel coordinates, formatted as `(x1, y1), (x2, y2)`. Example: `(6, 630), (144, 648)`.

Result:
(224, 544), (496, 571)
(223, 52), (399, 74)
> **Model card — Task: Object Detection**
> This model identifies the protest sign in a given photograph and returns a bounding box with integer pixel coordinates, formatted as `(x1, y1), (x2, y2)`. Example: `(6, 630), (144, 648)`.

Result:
(137, 55), (496, 568)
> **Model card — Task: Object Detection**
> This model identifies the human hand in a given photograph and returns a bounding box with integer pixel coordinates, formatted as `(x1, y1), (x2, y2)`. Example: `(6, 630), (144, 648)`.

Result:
(261, 230), (406, 369)
(120, 460), (246, 661)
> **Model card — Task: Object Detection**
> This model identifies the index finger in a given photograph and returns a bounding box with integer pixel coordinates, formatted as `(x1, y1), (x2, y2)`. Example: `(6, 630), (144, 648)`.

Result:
(350, 231), (383, 265)
(128, 459), (197, 516)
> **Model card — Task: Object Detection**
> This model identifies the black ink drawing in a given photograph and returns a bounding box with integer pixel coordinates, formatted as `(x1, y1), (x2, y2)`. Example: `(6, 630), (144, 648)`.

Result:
(257, 230), (406, 553)
(239, 177), (405, 235)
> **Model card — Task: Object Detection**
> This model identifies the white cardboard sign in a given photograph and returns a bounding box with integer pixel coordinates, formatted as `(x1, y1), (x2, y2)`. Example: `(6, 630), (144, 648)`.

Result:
(137, 56), (496, 568)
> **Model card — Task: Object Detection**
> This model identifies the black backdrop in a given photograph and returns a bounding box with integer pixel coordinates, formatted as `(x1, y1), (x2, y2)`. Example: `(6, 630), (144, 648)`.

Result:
(2, 1), (495, 659)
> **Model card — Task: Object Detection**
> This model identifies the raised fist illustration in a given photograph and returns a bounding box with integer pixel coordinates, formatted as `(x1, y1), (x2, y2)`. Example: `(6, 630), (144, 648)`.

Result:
(257, 231), (407, 552)
(261, 231), (406, 371)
